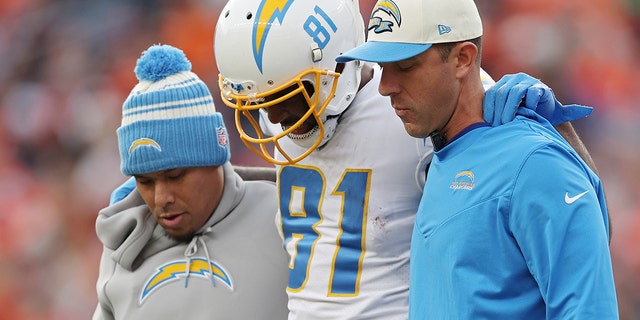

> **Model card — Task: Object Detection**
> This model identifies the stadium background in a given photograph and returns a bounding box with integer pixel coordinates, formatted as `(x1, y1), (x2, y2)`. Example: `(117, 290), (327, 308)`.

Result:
(0, 0), (638, 319)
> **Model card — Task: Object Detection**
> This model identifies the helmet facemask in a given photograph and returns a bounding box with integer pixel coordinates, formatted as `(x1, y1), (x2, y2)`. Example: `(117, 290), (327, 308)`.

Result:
(219, 68), (340, 165)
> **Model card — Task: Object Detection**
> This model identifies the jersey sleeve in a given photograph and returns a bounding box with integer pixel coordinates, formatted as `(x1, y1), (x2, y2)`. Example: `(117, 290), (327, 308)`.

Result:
(508, 143), (618, 318)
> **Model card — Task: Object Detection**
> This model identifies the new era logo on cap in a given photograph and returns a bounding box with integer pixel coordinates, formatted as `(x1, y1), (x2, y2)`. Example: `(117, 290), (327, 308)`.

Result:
(438, 24), (451, 35)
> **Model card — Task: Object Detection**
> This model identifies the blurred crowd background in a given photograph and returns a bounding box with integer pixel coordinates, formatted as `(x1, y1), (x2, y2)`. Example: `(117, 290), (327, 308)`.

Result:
(0, 0), (638, 319)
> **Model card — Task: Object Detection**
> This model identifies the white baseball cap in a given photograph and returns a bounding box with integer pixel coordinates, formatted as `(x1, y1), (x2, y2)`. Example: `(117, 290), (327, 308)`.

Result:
(336, 0), (483, 63)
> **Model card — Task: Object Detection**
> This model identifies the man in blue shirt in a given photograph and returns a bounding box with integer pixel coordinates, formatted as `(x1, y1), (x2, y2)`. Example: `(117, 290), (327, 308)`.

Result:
(337, 0), (618, 318)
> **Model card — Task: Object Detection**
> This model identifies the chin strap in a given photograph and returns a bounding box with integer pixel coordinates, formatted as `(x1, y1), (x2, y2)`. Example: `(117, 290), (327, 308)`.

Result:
(316, 113), (341, 149)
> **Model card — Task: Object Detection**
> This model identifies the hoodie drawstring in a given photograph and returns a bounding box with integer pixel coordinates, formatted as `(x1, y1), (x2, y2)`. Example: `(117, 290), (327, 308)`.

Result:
(183, 226), (215, 288)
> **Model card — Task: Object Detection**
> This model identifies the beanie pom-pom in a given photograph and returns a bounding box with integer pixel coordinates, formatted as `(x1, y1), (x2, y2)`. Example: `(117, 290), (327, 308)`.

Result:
(134, 44), (192, 82)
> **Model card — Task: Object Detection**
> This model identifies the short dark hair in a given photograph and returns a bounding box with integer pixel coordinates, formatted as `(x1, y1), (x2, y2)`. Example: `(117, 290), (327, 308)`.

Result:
(433, 36), (482, 63)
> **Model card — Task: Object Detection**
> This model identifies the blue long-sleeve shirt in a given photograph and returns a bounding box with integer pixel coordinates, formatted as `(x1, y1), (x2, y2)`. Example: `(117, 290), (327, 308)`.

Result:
(409, 114), (618, 319)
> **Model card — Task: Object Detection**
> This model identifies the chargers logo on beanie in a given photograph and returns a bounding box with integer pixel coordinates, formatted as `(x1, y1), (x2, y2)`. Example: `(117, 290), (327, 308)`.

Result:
(129, 138), (162, 154)
(117, 44), (231, 175)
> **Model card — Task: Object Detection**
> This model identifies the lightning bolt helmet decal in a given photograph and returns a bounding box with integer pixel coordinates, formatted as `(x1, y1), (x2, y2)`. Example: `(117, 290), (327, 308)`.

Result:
(253, 0), (295, 73)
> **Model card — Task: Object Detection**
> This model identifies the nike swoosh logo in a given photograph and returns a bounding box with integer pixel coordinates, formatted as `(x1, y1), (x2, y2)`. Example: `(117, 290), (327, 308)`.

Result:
(565, 190), (589, 204)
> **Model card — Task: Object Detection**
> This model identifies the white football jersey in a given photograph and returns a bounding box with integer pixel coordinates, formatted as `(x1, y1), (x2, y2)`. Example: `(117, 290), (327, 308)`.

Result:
(263, 65), (426, 319)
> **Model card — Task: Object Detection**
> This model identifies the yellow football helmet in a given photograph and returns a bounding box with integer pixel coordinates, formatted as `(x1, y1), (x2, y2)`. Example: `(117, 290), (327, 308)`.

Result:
(214, 0), (365, 165)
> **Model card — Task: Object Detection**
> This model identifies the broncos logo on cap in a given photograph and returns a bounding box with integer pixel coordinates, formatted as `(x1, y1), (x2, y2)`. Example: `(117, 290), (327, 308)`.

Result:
(253, 0), (295, 73)
(369, 0), (401, 34)
(128, 138), (162, 154)
(139, 258), (233, 304)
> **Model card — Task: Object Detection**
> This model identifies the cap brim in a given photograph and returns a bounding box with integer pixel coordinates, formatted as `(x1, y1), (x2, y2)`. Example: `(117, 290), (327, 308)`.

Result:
(336, 41), (433, 63)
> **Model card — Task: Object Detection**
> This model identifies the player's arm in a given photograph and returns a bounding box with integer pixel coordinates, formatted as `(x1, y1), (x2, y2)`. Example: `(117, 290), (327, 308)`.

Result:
(233, 165), (277, 182)
(483, 72), (599, 173)
(484, 73), (610, 241)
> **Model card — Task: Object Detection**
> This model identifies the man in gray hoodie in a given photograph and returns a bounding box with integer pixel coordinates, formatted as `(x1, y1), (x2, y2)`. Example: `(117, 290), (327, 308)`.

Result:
(93, 44), (289, 320)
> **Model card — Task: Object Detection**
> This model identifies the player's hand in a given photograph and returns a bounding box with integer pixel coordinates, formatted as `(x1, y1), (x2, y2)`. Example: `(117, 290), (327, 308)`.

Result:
(483, 72), (593, 126)
(110, 177), (136, 205)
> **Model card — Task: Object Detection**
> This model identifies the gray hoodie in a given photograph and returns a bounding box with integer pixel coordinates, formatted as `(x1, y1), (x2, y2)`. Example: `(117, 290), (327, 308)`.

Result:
(93, 163), (289, 319)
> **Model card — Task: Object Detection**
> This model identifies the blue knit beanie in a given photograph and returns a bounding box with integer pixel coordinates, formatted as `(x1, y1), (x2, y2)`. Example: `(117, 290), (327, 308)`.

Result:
(117, 44), (231, 175)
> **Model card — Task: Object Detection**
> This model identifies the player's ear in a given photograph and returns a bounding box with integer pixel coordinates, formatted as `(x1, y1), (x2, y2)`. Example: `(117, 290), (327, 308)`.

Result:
(453, 42), (477, 78)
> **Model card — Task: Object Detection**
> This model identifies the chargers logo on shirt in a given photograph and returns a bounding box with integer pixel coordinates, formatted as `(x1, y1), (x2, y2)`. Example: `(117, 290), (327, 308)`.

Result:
(368, 0), (401, 34)
(450, 171), (475, 191)
(139, 258), (233, 304)
(253, 0), (295, 73)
